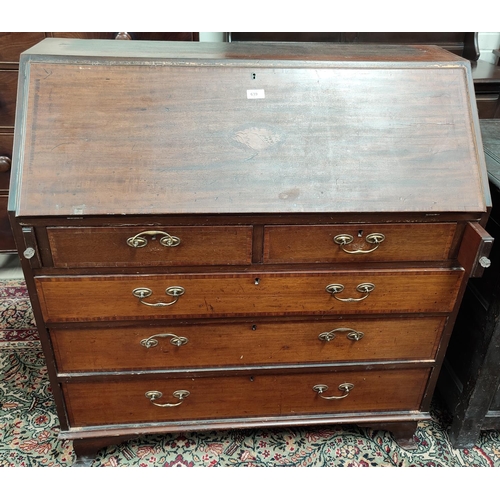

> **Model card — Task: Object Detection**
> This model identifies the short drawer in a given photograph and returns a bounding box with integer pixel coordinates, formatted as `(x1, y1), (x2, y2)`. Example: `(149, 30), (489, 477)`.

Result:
(62, 368), (431, 427)
(36, 269), (464, 323)
(0, 70), (19, 127)
(51, 317), (445, 372)
(46, 225), (253, 267)
(264, 223), (458, 263)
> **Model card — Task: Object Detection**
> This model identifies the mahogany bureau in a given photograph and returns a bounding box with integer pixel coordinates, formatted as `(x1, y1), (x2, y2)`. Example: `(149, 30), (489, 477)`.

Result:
(8, 39), (493, 465)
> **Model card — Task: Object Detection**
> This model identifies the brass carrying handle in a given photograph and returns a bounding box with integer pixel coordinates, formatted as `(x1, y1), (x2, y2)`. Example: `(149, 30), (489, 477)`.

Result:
(333, 233), (385, 254)
(325, 283), (375, 302)
(132, 286), (185, 307)
(318, 328), (364, 342)
(127, 230), (181, 248)
(140, 333), (188, 348)
(145, 390), (190, 407)
(313, 383), (354, 400)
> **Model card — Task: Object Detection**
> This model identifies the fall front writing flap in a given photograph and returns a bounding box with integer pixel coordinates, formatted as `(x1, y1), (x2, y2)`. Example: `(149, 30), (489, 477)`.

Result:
(10, 39), (489, 217)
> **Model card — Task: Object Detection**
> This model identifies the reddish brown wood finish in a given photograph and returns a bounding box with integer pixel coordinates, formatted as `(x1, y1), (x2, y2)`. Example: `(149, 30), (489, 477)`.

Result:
(0, 70), (18, 127)
(50, 317), (445, 372)
(457, 222), (494, 277)
(264, 223), (458, 263)
(17, 52), (486, 217)
(62, 368), (431, 427)
(47, 225), (253, 267)
(36, 269), (464, 323)
(7, 40), (492, 462)
(0, 32), (45, 65)
(49, 32), (198, 41)
(0, 33), (200, 255)
(0, 196), (13, 252)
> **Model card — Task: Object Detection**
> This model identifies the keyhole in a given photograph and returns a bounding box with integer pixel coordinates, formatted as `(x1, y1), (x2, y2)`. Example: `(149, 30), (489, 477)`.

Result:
(358, 230), (363, 237)
(251, 73), (256, 80)
(252, 325), (257, 331)
(254, 278), (260, 285)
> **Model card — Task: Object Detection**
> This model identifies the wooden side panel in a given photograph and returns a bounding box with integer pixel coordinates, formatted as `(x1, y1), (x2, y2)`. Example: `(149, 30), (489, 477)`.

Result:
(62, 368), (431, 427)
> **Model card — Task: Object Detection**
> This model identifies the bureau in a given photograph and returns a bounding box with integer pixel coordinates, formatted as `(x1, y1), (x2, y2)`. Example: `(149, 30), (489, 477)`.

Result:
(8, 39), (493, 465)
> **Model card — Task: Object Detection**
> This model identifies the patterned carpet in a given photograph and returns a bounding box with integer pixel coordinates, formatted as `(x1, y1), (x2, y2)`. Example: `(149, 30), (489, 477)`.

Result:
(1, 278), (500, 467)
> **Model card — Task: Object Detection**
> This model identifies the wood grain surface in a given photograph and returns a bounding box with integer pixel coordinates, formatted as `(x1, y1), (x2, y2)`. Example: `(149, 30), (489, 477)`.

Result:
(51, 317), (445, 372)
(36, 269), (464, 322)
(62, 368), (431, 426)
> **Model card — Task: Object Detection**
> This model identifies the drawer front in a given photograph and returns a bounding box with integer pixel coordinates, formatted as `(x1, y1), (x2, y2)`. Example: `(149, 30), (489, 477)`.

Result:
(264, 223), (458, 263)
(51, 317), (446, 372)
(0, 195), (15, 252)
(63, 368), (431, 427)
(47, 225), (253, 268)
(0, 132), (13, 191)
(0, 32), (46, 64)
(0, 70), (18, 126)
(36, 269), (464, 322)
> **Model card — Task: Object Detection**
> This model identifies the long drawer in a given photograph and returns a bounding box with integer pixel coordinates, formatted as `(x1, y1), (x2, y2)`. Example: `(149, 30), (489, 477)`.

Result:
(36, 269), (464, 322)
(264, 223), (458, 263)
(51, 317), (446, 372)
(47, 225), (253, 267)
(62, 368), (431, 427)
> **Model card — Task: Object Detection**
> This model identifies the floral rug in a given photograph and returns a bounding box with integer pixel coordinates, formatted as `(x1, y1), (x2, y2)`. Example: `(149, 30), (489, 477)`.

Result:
(1, 278), (500, 467)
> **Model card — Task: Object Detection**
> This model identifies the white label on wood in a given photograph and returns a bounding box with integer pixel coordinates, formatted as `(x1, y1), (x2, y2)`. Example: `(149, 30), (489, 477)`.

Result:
(247, 89), (265, 99)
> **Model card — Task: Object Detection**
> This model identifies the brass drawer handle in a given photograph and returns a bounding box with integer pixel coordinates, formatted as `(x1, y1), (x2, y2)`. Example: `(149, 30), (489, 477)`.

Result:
(0, 155), (11, 173)
(115, 32), (132, 40)
(313, 383), (354, 400)
(140, 333), (189, 348)
(318, 328), (364, 342)
(333, 233), (385, 254)
(325, 283), (375, 302)
(132, 286), (185, 307)
(145, 390), (190, 407)
(127, 230), (181, 248)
